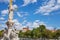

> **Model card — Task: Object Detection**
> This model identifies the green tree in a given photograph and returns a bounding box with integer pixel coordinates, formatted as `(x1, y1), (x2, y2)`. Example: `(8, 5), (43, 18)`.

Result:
(31, 25), (46, 38)
(55, 29), (60, 38)
(0, 30), (4, 37)
(39, 25), (46, 38)
(18, 30), (25, 38)
(24, 30), (32, 38)
(32, 28), (41, 38)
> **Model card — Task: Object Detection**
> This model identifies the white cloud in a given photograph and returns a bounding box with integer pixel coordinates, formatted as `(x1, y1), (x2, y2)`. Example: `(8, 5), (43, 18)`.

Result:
(17, 12), (23, 17)
(0, 17), (5, 21)
(57, 0), (60, 4)
(46, 26), (54, 30)
(13, 19), (23, 30)
(22, 0), (37, 6)
(31, 0), (37, 3)
(22, 20), (27, 24)
(32, 20), (40, 28)
(35, 0), (60, 15)
(0, 19), (54, 30)
(33, 20), (54, 30)
(26, 22), (32, 27)
(1, 9), (8, 15)
(57, 27), (60, 29)
(17, 12), (28, 17)
(1, 5), (18, 15)
(0, 24), (7, 30)
(13, 4), (18, 10)
(1, 4), (18, 16)
(26, 20), (54, 30)
(32, 20), (47, 28)
(23, 20), (47, 29)
(22, 20), (39, 29)
(0, 20), (7, 30)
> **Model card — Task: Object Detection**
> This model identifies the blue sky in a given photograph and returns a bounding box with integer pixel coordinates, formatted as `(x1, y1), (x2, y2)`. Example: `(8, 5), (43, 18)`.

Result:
(0, 0), (60, 30)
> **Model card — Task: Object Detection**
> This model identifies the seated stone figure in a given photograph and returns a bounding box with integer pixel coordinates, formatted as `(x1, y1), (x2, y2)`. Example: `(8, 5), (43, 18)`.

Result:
(1, 27), (19, 40)
(1, 28), (10, 40)
(10, 29), (19, 40)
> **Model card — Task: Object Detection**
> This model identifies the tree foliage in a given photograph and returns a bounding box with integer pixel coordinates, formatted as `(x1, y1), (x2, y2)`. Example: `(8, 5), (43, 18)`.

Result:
(0, 30), (4, 37)
(18, 25), (60, 38)
(0, 25), (60, 39)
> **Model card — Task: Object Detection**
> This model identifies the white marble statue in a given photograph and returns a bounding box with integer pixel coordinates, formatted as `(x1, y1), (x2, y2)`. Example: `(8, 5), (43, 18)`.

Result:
(1, 28), (19, 40)
(10, 28), (19, 40)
